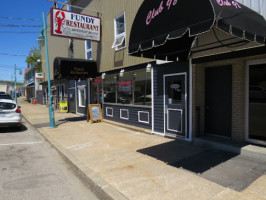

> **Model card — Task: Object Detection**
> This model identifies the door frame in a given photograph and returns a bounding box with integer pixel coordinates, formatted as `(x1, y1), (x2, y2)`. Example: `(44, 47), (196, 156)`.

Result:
(163, 72), (188, 139)
(245, 59), (266, 146)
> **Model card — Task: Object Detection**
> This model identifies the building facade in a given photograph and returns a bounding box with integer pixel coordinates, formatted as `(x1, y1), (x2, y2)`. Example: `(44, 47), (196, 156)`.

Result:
(41, 0), (266, 146)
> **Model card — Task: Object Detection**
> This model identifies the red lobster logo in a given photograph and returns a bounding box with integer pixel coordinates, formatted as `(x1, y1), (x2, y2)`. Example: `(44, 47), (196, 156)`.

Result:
(55, 11), (65, 34)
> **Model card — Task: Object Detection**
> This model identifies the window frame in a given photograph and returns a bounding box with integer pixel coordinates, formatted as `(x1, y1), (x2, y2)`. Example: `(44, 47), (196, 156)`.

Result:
(112, 12), (126, 51)
(85, 40), (92, 60)
(78, 86), (86, 108)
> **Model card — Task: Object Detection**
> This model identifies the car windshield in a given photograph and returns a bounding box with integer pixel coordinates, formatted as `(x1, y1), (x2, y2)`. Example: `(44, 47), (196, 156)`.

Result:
(0, 94), (12, 100)
(0, 102), (16, 110)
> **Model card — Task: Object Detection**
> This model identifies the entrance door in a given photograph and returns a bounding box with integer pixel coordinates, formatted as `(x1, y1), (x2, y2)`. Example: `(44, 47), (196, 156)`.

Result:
(248, 63), (266, 142)
(164, 74), (186, 137)
(68, 88), (76, 113)
(205, 66), (232, 137)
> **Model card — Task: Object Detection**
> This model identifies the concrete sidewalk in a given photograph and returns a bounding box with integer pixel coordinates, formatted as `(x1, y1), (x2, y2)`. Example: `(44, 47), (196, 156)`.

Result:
(19, 98), (266, 200)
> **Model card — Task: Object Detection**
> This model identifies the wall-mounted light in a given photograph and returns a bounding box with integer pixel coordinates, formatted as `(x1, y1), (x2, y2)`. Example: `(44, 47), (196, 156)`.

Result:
(146, 63), (151, 72)
(119, 69), (125, 77)
(101, 73), (106, 80)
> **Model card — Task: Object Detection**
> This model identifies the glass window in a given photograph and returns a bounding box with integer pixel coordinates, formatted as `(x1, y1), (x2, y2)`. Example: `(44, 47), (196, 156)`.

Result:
(61, 84), (65, 100)
(249, 64), (266, 141)
(104, 75), (117, 103)
(112, 13), (126, 50)
(167, 80), (182, 105)
(78, 87), (86, 107)
(133, 69), (151, 106)
(118, 71), (133, 104)
(85, 40), (92, 60)
(0, 102), (16, 110)
(103, 68), (151, 106)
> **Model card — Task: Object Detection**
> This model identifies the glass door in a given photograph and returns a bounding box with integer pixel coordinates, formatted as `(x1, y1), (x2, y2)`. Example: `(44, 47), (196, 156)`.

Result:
(248, 63), (266, 142)
(164, 74), (187, 137)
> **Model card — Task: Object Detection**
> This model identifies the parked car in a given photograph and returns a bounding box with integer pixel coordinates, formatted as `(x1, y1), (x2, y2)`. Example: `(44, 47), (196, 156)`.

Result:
(0, 99), (22, 129)
(0, 93), (12, 100)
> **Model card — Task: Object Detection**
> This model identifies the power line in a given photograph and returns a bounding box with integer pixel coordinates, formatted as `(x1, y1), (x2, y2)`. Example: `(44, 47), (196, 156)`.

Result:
(0, 64), (26, 69)
(0, 23), (41, 28)
(0, 31), (39, 34)
(0, 16), (41, 21)
(0, 52), (28, 57)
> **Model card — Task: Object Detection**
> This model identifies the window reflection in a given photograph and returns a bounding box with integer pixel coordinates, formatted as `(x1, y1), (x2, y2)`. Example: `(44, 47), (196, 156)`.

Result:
(168, 80), (182, 105)
(249, 64), (266, 141)
(103, 69), (151, 106)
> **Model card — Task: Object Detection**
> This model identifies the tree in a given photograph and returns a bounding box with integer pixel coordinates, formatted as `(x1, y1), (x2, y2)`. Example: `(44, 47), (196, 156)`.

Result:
(25, 46), (42, 72)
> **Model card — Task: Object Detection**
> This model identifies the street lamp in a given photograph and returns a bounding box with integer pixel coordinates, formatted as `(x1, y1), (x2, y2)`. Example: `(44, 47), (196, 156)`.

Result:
(37, 12), (56, 128)
(13, 65), (22, 103)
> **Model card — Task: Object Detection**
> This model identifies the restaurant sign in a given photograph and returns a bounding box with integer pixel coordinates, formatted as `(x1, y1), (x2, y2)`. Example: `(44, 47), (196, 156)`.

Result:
(51, 8), (101, 41)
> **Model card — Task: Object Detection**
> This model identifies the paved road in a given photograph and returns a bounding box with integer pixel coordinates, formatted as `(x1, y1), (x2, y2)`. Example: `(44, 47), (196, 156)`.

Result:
(0, 118), (99, 200)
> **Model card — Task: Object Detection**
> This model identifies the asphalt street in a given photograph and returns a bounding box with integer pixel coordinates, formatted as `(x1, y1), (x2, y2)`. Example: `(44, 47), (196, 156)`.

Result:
(0, 118), (99, 200)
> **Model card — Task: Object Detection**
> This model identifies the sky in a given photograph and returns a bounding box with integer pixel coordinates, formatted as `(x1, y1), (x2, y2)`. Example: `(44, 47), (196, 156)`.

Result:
(0, 0), (67, 83)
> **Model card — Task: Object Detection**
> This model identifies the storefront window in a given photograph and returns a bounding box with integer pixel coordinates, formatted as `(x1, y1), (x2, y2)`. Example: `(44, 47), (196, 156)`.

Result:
(133, 69), (151, 105)
(249, 64), (266, 141)
(78, 87), (86, 107)
(103, 68), (151, 106)
(118, 71), (133, 104)
(104, 75), (117, 103)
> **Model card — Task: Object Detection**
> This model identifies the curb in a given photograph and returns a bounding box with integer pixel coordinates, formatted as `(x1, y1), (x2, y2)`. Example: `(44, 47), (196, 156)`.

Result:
(22, 115), (128, 200)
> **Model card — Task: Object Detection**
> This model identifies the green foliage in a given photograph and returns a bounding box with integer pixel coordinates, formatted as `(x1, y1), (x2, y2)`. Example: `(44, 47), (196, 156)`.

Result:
(25, 46), (42, 72)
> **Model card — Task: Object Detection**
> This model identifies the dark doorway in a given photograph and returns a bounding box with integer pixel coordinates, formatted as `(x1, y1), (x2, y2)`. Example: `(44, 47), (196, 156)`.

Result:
(249, 64), (266, 141)
(205, 66), (232, 137)
(68, 88), (76, 113)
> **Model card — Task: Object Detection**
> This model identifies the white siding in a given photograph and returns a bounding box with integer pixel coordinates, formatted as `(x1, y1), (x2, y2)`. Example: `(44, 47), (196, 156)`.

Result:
(237, 0), (266, 19)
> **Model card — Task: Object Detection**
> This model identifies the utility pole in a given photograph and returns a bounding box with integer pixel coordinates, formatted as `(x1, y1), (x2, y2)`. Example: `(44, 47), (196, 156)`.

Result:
(42, 12), (56, 128)
(14, 64), (17, 103)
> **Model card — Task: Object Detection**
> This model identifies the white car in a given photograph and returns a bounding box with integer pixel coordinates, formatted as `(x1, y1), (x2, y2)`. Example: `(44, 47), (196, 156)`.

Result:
(0, 99), (22, 129)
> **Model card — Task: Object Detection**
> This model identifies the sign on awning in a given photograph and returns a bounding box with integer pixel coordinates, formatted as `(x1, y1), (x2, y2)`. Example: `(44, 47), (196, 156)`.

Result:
(54, 57), (98, 80)
(129, 0), (266, 61)
(51, 8), (101, 41)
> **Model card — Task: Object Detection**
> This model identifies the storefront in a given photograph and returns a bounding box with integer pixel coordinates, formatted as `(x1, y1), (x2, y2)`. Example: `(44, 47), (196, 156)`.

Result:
(128, 0), (266, 143)
(102, 63), (152, 129)
(53, 57), (98, 115)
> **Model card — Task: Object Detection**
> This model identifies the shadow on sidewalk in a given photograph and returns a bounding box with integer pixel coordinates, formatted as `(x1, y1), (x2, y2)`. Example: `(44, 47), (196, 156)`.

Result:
(32, 116), (87, 128)
(137, 140), (266, 191)
(0, 124), (28, 133)
(57, 116), (87, 126)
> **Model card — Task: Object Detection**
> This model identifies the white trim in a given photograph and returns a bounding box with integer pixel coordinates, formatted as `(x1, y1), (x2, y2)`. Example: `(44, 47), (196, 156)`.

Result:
(163, 72), (187, 139)
(77, 85), (87, 108)
(106, 107), (113, 117)
(113, 12), (126, 51)
(245, 59), (266, 145)
(85, 40), (92, 60)
(189, 58), (193, 141)
(138, 111), (149, 124)
(151, 66), (155, 133)
(167, 108), (183, 133)
(112, 34), (125, 49)
(87, 80), (91, 105)
(152, 131), (165, 137)
(120, 109), (129, 120)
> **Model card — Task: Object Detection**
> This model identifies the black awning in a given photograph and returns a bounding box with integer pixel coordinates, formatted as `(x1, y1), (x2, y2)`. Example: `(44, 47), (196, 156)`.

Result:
(129, 0), (266, 61)
(54, 57), (98, 80)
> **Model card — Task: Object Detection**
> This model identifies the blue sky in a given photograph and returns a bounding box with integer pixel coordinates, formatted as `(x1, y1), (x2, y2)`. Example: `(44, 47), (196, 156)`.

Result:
(0, 0), (66, 83)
